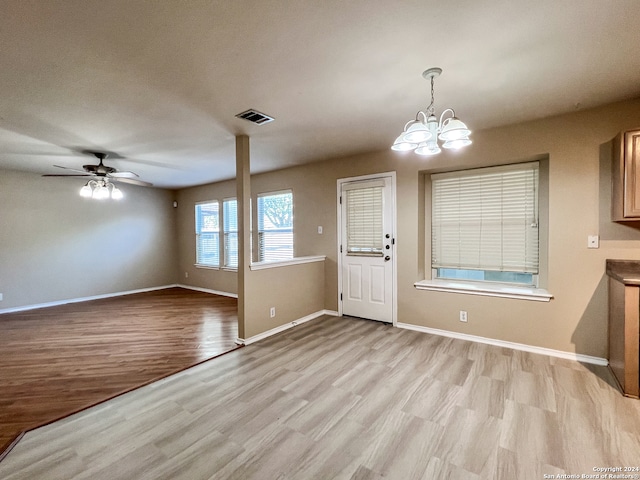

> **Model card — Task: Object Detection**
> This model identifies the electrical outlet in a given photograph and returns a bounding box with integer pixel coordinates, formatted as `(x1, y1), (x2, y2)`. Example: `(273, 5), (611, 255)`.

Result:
(270, 307), (276, 318)
(459, 310), (468, 322)
(185, 272), (189, 278)
(0, 293), (3, 302)
(317, 225), (323, 234)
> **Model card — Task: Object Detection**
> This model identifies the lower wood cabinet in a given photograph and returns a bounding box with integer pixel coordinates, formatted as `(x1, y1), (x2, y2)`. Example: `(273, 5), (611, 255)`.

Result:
(607, 260), (640, 398)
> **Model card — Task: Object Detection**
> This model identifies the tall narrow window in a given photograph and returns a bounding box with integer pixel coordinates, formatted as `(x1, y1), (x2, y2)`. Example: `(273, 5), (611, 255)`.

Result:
(257, 191), (293, 262)
(195, 201), (220, 267)
(431, 162), (539, 285)
(223, 198), (238, 268)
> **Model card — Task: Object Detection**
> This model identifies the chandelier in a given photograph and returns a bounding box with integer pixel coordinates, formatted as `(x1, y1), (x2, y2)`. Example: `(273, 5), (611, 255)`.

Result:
(79, 179), (123, 200)
(392, 67), (471, 155)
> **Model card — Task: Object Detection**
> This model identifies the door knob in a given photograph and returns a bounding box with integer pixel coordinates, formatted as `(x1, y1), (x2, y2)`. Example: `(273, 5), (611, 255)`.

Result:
(384, 256), (391, 261)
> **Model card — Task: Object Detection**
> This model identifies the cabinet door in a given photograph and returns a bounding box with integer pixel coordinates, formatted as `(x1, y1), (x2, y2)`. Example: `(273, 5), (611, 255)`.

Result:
(624, 130), (640, 218)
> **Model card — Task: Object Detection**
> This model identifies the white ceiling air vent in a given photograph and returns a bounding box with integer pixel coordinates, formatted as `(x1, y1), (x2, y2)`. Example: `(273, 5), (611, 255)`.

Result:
(235, 109), (275, 125)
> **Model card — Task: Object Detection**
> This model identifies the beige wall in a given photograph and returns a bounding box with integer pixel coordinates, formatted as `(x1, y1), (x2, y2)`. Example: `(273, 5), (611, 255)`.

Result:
(175, 178), (238, 295)
(177, 97), (640, 358)
(2, 101), (639, 355)
(244, 261), (325, 339)
(0, 169), (178, 310)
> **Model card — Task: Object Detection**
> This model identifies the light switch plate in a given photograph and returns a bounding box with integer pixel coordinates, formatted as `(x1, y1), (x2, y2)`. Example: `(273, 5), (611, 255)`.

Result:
(587, 235), (599, 249)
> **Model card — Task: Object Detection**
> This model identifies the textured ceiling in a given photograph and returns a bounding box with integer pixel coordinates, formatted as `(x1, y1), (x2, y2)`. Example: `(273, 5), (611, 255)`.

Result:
(1, 0), (639, 188)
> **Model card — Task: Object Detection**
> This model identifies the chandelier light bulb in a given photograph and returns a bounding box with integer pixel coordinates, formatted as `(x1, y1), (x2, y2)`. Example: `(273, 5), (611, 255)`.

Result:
(79, 184), (92, 197)
(415, 142), (441, 156)
(391, 135), (417, 151)
(93, 182), (110, 199)
(111, 186), (123, 200)
(401, 121), (432, 143)
(439, 117), (471, 141)
(443, 138), (472, 150)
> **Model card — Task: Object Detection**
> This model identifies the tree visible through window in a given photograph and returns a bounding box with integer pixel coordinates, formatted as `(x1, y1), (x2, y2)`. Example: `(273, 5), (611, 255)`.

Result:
(257, 191), (293, 262)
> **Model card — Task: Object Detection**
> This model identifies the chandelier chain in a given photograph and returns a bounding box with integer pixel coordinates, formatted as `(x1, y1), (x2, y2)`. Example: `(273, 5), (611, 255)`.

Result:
(427, 75), (436, 115)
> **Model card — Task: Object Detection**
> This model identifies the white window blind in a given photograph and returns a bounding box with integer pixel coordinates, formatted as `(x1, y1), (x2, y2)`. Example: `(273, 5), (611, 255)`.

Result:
(195, 201), (220, 266)
(257, 191), (293, 262)
(431, 162), (539, 274)
(345, 182), (384, 255)
(223, 198), (238, 268)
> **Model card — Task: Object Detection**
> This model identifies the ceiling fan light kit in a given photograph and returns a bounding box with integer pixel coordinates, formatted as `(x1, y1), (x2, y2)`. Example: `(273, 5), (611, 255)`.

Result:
(79, 179), (123, 200)
(392, 67), (471, 156)
(42, 151), (152, 200)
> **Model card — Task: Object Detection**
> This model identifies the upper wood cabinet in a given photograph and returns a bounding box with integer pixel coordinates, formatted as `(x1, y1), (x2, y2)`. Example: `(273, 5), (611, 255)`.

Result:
(612, 128), (640, 221)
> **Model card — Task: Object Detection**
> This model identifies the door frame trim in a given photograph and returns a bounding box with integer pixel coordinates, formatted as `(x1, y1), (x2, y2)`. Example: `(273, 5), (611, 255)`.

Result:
(337, 171), (397, 326)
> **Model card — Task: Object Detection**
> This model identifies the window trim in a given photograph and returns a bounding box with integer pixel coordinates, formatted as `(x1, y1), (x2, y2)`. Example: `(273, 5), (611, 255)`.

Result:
(256, 189), (294, 263)
(422, 157), (551, 301)
(195, 200), (220, 268)
(344, 179), (385, 256)
(414, 278), (552, 302)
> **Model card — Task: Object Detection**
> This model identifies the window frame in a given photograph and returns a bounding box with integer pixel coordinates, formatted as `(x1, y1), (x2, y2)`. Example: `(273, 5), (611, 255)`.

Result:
(344, 179), (385, 256)
(195, 200), (220, 268)
(418, 158), (551, 301)
(256, 189), (294, 263)
(431, 161), (540, 287)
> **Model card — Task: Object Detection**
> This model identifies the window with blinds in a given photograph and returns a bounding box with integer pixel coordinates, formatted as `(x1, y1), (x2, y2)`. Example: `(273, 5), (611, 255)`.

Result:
(195, 201), (220, 267)
(345, 183), (384, 255)
(257, 191), (293, 262)
(431, 162), (539, 285)
(223, 198), (238, 268)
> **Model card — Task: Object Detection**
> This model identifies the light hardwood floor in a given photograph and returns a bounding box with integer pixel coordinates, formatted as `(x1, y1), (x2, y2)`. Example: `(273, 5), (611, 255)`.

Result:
(0, 287), (238, 456)
(1, 315), (639, 479)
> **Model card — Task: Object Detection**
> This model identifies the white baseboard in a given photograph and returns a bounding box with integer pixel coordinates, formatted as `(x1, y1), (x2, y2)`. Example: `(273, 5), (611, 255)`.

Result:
(396, 322), (608, 366)
(236, 309), (336, 346)
(0, 285), (179, 315)
(175, 284), (238, 298)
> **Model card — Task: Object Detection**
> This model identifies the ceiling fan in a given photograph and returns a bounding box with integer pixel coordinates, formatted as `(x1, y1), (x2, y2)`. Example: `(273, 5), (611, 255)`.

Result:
(43, 151), (152, 199)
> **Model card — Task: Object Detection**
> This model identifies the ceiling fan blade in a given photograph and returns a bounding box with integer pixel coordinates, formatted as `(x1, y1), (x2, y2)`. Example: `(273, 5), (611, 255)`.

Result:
(112, 177), (153, 187)
(42, 174), (92, 177)
(109, 171), (139, 179)
(53, 164), (89, 174)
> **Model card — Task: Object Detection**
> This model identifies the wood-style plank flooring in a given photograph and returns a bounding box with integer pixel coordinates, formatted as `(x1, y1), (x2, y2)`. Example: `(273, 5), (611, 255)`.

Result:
(0, 287), (238, 457)
(1, 315), (639, 479)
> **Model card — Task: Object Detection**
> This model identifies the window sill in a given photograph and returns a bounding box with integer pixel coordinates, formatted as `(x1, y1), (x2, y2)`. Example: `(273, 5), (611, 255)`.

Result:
(194, 265), (237, 272)
(250, 255), (326, 271)
(414, 279), (553, 302)
(194, 264), (219, 270)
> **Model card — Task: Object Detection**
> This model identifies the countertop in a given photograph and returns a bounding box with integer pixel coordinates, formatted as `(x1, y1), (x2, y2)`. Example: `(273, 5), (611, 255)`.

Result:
(606, 259), (640, 285)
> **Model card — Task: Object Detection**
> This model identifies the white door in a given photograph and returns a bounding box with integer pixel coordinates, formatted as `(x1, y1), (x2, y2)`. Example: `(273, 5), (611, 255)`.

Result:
(339, 175), (394, 323)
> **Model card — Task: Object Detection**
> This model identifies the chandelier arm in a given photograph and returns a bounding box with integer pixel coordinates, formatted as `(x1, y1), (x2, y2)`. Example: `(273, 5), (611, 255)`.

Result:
(438, 108), (456, 129)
